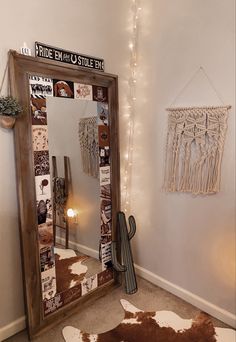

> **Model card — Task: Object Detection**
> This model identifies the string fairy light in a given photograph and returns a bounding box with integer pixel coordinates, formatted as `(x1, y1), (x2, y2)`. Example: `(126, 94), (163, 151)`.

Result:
(122, 0), (141, 214)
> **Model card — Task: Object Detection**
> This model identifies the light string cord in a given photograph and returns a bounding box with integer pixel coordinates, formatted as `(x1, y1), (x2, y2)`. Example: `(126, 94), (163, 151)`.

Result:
(123, 0), (142, 214)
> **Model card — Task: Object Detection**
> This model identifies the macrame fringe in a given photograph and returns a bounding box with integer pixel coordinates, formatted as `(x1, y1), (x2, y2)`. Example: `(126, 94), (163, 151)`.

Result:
(164, 106), (230, 195)
(79, 116), (99, 178)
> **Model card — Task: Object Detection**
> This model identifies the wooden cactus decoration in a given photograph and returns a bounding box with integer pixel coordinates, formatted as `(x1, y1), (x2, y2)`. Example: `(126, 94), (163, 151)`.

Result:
(112, 211), (137, 294)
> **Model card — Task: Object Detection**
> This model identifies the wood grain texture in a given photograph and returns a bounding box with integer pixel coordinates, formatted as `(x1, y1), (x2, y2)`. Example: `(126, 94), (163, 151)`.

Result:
(9, 50), (121, 340)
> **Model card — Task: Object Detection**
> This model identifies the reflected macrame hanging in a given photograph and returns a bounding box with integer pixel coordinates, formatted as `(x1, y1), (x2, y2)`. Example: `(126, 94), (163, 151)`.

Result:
(164, 106), (230, 194)
(79, 116), (99, 178)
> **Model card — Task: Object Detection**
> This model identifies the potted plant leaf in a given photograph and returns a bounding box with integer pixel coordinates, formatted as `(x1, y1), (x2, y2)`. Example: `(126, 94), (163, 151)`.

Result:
(0, 96), (22, 128)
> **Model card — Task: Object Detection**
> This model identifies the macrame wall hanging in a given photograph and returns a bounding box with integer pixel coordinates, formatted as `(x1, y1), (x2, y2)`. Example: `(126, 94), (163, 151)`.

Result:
(164, 67), (231, 195)
(78, 116), (99, 178)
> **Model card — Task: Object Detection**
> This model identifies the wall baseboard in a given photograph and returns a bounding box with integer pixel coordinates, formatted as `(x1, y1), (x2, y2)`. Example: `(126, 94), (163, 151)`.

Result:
(56, 237), (99, 259)
(134, 264), (236, 328)
(0, 316), (26, 342)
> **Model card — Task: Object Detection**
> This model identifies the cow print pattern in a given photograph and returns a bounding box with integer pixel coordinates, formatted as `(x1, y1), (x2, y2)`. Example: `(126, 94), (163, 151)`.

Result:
(62, 300), (236, 342)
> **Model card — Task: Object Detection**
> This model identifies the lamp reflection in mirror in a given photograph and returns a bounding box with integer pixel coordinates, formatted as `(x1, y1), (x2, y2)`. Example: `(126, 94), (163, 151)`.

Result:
(67, 208), (79, 224)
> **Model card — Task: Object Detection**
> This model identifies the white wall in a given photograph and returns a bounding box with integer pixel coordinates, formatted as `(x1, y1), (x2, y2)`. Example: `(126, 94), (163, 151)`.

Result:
(0, 0), (235, 338)
(131, 0), (235, 319)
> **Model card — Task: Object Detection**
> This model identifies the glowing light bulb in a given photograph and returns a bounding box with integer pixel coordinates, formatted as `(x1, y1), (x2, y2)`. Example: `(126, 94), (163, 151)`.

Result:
(67, 208), (75, 218)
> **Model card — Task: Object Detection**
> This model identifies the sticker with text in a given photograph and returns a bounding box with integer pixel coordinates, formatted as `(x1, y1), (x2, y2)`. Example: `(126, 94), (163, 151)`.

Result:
(41, 267), (57, 301)
(43, 293), (63, 316)
(101, 242), (112, 270)
(98, 269), (113, 286)
(100, 166), (111, 186)
(100, 185), (111, 200)
(29, 75), (53, 97)
(74, 83), (92, 100)
(61, 284), (82, 306)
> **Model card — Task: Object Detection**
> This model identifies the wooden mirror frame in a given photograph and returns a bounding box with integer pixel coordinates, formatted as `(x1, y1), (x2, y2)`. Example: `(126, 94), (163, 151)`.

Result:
(9, 50), (120, 339)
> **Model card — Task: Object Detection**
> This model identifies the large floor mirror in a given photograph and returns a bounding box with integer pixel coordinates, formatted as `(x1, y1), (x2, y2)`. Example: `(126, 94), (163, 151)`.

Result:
(9, 51), (120, 339)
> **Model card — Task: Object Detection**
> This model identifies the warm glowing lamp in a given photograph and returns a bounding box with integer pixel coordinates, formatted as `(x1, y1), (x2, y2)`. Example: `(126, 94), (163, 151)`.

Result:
(67, 208), (76, 218)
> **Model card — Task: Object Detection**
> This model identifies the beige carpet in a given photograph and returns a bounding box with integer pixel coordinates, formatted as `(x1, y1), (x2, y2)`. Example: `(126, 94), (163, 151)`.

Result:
(5, 277), (233, 342)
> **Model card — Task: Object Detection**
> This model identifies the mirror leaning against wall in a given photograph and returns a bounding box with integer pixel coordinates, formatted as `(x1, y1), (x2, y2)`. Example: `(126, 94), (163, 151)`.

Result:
(9, 50), (120, 339)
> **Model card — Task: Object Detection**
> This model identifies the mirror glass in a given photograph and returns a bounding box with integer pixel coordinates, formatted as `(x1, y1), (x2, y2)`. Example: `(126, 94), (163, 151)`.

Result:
(29, 76), (113, 316)
(47, 97), (101, 292)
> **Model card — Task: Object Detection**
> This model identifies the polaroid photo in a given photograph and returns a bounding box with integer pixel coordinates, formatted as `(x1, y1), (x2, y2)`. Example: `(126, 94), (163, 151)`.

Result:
(53, 79), (74, 98)
(40, 246), (55, 272)
(38, 222), (53, 250)
(37, 198), (52, 224)
(92, 85), (108, 102)
(31, 96), (47, 125)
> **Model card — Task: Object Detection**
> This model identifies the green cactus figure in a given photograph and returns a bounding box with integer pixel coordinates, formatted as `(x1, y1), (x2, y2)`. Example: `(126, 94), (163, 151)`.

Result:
(111, 211), (137, 294)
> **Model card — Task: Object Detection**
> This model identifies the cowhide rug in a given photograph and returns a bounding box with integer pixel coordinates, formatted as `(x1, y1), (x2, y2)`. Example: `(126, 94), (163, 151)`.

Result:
(62, 299), (236, 342)
(54, 248), (89, 293)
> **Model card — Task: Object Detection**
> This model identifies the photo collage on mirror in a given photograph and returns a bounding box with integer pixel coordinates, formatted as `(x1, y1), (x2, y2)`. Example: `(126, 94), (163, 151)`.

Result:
(29, 75), (57, 305)
(29, 74), (114, 316)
